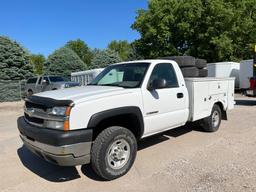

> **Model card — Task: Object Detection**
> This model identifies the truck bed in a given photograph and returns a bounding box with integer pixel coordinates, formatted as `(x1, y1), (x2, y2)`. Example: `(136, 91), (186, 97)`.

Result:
(185, 77), (235, 122)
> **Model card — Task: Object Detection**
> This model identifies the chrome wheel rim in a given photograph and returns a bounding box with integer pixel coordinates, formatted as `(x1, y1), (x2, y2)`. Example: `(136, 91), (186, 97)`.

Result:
(212, 111), (220, 128)
(107, 139), (130, 169)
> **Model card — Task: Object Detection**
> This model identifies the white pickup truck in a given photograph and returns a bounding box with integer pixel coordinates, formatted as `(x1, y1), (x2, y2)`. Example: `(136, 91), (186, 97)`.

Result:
(17, 59), (235, 180)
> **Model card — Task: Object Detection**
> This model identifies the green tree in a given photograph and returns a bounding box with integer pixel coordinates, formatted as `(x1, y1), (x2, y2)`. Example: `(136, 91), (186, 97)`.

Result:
(132, 0), (256, 62)
(127, 43), (144, 61)
(45, 47), (86, 76)
(107, 40), (132, 61)
(29, 54), (45, 75)
(0, 36), (33, 80)
(65, 39), (93, 65)
(91, 49), (121, 68)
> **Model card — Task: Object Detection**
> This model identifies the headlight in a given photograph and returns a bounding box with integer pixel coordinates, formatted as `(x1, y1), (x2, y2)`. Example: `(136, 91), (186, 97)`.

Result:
(45, 106), (72, 131)
(47, 107), (67, 116)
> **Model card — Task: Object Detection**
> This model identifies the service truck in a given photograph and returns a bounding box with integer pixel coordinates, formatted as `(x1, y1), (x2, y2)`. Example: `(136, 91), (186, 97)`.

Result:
(17, 59), (235, 180)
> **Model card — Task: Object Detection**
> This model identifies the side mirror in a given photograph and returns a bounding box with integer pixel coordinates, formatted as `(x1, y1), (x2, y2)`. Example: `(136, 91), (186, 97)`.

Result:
(42, 79), (49, 85)
(148, 79), (167, 90)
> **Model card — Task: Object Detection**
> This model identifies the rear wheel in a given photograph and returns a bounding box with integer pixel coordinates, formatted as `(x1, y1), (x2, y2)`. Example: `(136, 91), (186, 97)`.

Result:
(201, 104), (222, 132)
(91, 126), (137, 180)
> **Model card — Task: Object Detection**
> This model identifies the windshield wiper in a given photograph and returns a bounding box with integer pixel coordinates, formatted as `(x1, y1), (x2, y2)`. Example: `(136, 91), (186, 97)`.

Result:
(99, 84), (120, 87)
(87, 83), (131, 88)
(99, 83), (130, 88)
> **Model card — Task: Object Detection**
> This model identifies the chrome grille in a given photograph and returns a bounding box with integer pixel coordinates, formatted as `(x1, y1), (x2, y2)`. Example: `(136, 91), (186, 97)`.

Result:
(25, 101), (47, 112)
(24, 101), (46, 127)
(24, 101), (66, 127)
(24, 113), (44, 126)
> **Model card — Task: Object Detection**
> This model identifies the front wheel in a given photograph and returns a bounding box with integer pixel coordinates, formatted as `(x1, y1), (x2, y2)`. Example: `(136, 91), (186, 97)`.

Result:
(201, 104), (222, 132)
(91, 126), (137, 180)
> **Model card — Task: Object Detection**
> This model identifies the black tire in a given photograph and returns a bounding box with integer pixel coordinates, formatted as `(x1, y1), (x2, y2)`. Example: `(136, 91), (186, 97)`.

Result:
(91, 126), (137, 180)
(195, 59), (207, 69)
(199, 68), (208, 77)
(201, 104), (222, 132)
(160, 56), (195, 67)
(181, 67), (199, 77)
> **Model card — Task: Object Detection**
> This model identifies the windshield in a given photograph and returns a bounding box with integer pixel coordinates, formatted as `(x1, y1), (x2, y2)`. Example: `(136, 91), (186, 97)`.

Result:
(49, 76), (65, 82)
(89, 63), (150, 88)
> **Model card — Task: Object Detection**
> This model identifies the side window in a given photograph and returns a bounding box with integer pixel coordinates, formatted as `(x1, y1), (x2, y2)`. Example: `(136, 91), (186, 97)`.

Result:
(148, 63), (179, 88)
(27, 78), (37, 84)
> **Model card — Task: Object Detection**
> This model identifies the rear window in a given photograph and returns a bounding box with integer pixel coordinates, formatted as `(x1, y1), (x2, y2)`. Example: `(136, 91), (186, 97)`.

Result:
(27, 78), (37, 84)
(49, 76), (65, 82)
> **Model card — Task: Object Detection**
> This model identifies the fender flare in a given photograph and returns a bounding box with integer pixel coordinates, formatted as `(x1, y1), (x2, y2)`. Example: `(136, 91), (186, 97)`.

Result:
(87, 106), (144, 138)
(212, 100), (227, 120)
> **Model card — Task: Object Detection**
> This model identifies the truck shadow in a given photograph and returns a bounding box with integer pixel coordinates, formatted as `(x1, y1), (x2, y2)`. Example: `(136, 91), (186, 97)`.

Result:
(81, 164), (105, 181)
(17, 146), (81, 182)
(138, 123), (202, 151)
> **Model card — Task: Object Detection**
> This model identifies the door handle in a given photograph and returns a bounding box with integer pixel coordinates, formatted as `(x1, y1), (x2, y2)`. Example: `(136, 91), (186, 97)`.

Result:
(177, 93), (184, 98)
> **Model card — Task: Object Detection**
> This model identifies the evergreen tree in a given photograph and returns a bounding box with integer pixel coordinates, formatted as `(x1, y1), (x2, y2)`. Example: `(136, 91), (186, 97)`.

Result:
(45, 47), (86, 76)
(0, 36), (33, 80)
(91, 49), (121, 68)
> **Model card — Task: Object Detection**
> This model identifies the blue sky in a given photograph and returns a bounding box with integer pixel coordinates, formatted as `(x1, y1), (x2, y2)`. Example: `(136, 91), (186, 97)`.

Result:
(0, 0), (148, 56)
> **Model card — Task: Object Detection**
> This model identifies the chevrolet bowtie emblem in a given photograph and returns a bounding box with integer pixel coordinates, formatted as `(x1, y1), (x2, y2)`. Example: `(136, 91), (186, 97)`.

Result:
(26, 108), (35, 116)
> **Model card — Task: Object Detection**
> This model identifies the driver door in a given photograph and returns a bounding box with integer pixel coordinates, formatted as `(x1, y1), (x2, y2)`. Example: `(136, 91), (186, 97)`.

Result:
(42, 77), (50, 91)
(35, 77), (42, 93)
(142, 63), (188, 136)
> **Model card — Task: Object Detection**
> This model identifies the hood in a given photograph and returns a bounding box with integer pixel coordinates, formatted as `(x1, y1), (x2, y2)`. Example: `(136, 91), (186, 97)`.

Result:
(35, 85), (131, 104)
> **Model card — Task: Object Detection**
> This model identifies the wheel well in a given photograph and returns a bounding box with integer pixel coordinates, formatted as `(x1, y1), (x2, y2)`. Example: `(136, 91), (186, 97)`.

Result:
(214, 102), (227, 120)
(92, 113), (142, 141)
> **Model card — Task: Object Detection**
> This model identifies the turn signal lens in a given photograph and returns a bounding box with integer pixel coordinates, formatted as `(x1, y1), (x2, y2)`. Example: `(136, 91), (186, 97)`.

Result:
(63, 120), (70, 131)
(65, 106), (72, 116)
(63, 106), (72, 131)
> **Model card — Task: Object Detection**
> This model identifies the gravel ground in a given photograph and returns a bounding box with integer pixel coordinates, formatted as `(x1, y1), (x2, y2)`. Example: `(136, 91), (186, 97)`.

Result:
(1, 94), (256, 192)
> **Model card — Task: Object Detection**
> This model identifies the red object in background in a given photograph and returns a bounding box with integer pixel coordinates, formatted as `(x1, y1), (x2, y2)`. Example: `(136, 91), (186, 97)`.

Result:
(250, 77), (256, 90)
